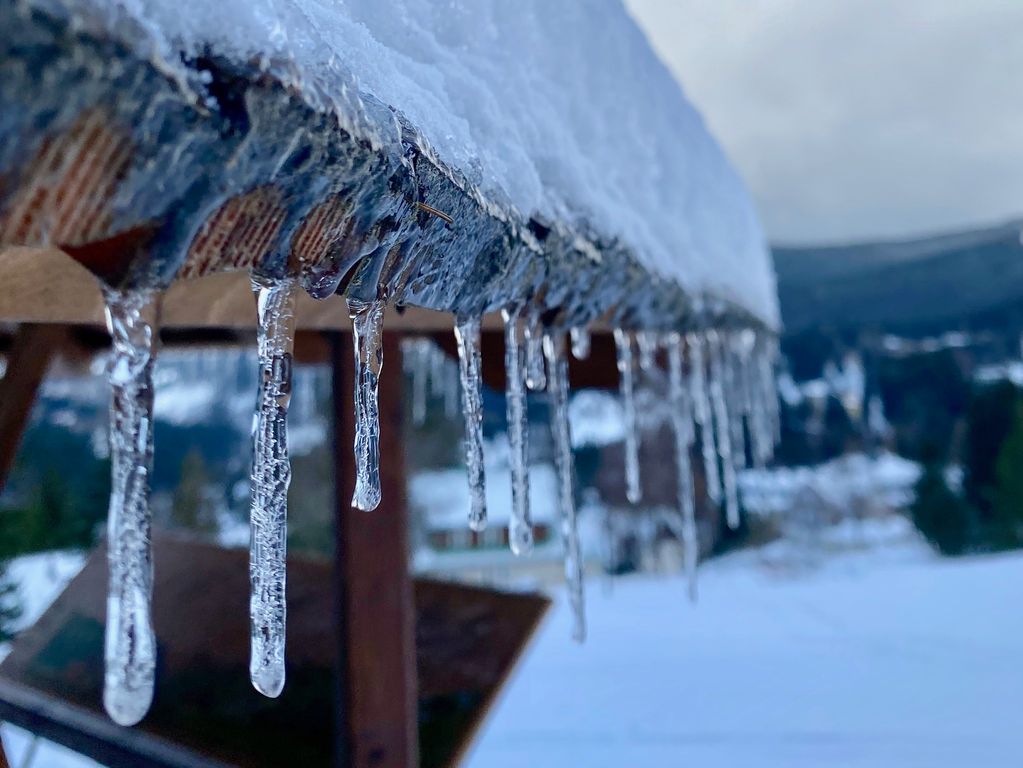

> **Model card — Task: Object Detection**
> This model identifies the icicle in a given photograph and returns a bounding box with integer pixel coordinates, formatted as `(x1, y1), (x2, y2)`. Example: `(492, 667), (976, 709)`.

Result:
(570, 326), (591, 359)
(524, 313), (547, 390)
(502, 308), (534, 555)
(349, 298), (386, 512)
(707, 331), (740, 529)
(544, 333), (586, 641)
(455, 315), (487, 532)
(249, 277), (298, 698)
(429, 339), (445, 398)
(102, 288), (158, 726)
(444, 359), (460, 419)
(614, 329), (642, 504)
(412, 339), (428, 426)
(724, 334), (748, 471)
(636, 330), (658, 371)
(687, 333), (721, 504)
(667, 333), (699, 602)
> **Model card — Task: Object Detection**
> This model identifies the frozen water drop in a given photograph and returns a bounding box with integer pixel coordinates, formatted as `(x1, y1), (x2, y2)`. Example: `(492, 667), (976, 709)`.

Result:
(411, 339), (428, 427)
(687, 333), (721, 504)
(249, 277), (298, 698)
(349, 297), (386, 512)
(544, 333), (586, 641)
(455, 316), (487, 532)
(102, 288), (158, 726)
(570, 327), (591, 359)
(614, 329), (641, 504)
(503, 308), (534, 555)
(707, 331), (740, 529)
(667, 333), (699, 602)
(524, 314), (547, 390)
(636, 330), (658, 371)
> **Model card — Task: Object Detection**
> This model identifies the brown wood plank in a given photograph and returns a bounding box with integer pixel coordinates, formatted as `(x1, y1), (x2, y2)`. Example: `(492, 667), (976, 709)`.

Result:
(330, 332), (418, 768)
(0, 323), (66, 493)
(0, 247), (500, 332)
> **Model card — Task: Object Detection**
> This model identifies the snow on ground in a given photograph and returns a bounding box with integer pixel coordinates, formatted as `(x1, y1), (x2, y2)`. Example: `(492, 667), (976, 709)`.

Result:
(467, 537), (1023, 767)
(1, 551), (86, 657)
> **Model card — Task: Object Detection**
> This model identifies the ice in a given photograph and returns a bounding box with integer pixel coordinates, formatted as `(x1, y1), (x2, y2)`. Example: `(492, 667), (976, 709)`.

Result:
(102, 288), (159, 726)
(63, 0), (777, 325)
(707, 331), (740, 529)
(686, 333), (721, 504)
(524, 314), (547, 391)
(614, 329), (641, 505)
(455, 315), (487, 532)
(411, 339), (428, 427)
(249, 276), (298, 698)
(636, 331), (658, 372)
(570, 327), (591, 360)
(444, 360), (459, 419)
(349, 297), (385, 512)
(667, 333), (699, 601)
(502, 308), (533, 555)
(544, 333), (586, 642)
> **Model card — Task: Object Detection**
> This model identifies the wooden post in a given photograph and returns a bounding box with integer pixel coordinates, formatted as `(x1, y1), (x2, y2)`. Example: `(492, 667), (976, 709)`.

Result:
(330, 331), (418, 768)
(0, 324), (66, 493)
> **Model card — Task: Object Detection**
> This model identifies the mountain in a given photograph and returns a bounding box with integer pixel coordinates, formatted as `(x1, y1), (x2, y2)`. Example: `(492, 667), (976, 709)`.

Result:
(773, 219), (1023, 336)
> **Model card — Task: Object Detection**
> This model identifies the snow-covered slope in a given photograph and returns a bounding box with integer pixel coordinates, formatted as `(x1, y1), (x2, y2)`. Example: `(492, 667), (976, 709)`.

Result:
(40, 0), (777, 324)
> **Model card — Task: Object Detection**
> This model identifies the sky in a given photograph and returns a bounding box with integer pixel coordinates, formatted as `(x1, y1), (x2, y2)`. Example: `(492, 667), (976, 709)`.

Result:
(625, 0), (1023, 245)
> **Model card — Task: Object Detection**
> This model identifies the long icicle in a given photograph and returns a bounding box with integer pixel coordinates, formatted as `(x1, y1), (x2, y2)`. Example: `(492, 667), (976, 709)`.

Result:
(544, 333), (586, 641)
(708, 331), (740, 529)
(102, 288), (158, 726)
(614, 329), (642, 504)
(503, 308), (534, 555)
(349, 297), (386, 511)
(687, 333), (721, 504)
(411, 339), (428, 426)
(455, 315), (487, 532)
(725, 333), (748, 471)
(667, 333), (699, 602)
(249, 277), (298, 698)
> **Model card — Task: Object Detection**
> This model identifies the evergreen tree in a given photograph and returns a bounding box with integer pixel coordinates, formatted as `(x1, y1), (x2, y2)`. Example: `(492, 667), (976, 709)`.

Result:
(992, 402), (1023, 549)
(911, 463), (973, 556)
(171, 450), (218, 534)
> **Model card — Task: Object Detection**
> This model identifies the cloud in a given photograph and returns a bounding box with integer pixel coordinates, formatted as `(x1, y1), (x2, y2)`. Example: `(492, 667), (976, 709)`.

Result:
(625, 0), (1023, 244)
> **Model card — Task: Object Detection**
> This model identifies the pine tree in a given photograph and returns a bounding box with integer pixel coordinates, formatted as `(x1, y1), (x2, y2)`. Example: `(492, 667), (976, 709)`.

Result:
(911, 463), (973, 556)
(992, 402), (1023, 549)
(171, 450), (218, 534)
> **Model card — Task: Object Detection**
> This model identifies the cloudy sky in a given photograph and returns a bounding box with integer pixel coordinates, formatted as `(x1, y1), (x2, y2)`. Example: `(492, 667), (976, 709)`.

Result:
(626, 0), (1023, 245)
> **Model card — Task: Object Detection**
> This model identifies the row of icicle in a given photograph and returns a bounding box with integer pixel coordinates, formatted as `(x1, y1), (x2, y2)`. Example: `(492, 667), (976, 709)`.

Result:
(98, 281), (778, 726)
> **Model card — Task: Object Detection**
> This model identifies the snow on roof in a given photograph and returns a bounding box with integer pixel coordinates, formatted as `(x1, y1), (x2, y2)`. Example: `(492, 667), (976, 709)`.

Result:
(44, 0), (777, 325)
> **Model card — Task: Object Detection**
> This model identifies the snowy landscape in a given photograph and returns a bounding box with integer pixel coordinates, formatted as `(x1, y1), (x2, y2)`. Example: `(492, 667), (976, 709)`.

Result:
(3, 520), (1023, 767)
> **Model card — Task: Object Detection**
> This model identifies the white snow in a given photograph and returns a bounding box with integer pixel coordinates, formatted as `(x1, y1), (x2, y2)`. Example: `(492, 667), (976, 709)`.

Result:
(54, 0), (777, 324)
(467, 545), (1023, 767)
(739, 452), (921, 518)
(410, 459), (560, 531)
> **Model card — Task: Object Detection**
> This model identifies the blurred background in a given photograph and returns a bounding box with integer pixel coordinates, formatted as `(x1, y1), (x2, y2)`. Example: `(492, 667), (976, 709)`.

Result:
(2, 1), (1023, 766)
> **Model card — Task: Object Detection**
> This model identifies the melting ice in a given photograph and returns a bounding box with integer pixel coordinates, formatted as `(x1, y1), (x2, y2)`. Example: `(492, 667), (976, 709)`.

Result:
(455, 316), (487, 531)
(349, 297), (385, 511)
(502, 308), (534, 555)
(102, 288), (159, 726)
(249, 277), (298, 698)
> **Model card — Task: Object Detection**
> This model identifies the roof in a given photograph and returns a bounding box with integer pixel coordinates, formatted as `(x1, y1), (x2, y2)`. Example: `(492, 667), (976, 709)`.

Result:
(0, 0), (777, 332)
